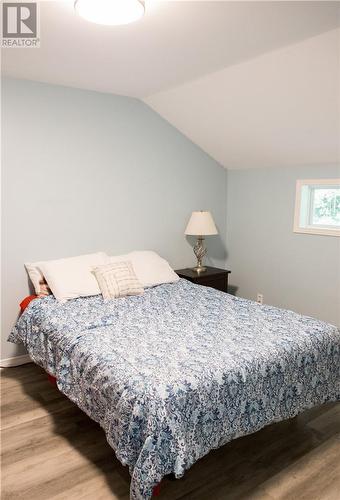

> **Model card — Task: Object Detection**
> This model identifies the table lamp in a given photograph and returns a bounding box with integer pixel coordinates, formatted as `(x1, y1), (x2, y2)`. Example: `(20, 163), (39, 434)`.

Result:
(185, 211), (218, 273)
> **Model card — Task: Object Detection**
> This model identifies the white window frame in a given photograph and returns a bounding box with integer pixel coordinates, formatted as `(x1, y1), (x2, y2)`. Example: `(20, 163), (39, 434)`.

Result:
(293, 178), (340, 237)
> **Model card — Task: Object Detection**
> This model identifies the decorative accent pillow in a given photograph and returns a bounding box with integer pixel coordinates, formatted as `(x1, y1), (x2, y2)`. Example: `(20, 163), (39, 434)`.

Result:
(25, 262), (51, 297)
(92, 261), (144, 300)
(109, 251), (179, 288)
(39, 252), (109, 302)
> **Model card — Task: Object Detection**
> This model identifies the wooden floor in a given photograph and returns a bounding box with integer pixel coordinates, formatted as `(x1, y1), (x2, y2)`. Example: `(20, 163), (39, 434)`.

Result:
(1, 364), (340, 500)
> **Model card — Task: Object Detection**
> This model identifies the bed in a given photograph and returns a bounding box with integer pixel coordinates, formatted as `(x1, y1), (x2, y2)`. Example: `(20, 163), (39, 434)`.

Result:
(9, 278), (340, 499)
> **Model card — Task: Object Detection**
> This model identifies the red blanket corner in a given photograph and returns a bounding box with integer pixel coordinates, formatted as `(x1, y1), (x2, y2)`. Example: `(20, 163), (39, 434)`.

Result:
(20, 295), (38, 313)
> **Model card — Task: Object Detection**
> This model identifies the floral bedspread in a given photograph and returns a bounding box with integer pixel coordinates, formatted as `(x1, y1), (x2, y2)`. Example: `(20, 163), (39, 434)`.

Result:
(9, 279), (340, 499)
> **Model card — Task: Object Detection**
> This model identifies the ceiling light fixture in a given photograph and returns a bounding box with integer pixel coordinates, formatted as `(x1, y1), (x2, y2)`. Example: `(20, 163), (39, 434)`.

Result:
(74, 0), (145, 26)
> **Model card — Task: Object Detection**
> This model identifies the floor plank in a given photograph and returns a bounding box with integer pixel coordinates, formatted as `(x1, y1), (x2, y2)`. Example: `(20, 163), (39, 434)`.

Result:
(1, 363), (339, 499)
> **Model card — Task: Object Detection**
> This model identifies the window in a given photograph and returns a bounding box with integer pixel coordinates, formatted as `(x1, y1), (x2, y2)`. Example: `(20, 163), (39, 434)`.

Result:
(294, 179), (340, 237)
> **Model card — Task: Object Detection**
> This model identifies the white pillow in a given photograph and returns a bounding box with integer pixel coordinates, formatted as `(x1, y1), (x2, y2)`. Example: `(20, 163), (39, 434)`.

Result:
(39, 252), (109, 302)
(110, 251), (179, 288)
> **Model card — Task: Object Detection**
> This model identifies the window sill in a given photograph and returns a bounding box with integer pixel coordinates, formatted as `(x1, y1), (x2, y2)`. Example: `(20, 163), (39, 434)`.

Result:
(293, 226), (340, 237)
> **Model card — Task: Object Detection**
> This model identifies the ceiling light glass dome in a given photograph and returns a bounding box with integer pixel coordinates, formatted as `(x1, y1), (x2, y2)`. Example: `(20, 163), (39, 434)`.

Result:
(75, 0), (145, 26)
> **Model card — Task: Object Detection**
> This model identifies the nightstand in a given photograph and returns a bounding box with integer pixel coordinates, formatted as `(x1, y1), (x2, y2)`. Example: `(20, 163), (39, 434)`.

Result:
(176, 266), (231, 293)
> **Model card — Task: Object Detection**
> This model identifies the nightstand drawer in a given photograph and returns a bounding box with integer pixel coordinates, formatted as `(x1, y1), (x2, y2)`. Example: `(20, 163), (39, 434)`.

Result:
(176, 267), (231, 293)
(199, 276), (228, 292)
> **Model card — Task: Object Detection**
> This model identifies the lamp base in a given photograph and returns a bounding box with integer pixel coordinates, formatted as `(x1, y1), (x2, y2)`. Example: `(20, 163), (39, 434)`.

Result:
(192, 236), (207, 274)
(192, 265), (206, 274)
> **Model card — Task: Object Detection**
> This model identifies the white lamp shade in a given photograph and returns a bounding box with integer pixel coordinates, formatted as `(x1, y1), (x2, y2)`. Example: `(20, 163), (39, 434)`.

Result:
(185, 211), (218, 236)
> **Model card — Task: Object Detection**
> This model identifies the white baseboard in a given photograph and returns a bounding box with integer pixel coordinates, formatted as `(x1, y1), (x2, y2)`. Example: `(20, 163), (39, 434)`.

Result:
(0, 354), (32, 368)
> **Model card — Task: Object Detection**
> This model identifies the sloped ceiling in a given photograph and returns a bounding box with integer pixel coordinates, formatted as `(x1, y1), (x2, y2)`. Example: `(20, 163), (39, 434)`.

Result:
(2, 1), (340, 169)
(2, 1), (339, 98)
(145, 28), (340, 169)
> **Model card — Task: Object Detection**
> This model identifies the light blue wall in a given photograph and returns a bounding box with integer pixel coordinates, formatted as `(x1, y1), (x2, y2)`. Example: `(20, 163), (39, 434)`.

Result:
(227, 165), (340, 326)
(1, 77), (227, 360)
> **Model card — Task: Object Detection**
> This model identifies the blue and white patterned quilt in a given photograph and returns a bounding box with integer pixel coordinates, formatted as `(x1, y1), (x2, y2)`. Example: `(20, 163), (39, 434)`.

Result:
(9, 279), (340, 499)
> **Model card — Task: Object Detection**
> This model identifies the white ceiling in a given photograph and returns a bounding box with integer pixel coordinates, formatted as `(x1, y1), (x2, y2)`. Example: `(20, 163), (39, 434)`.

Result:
(2, 1), (340, 169)
(146, 28), (340, 169)
(2, 1), (339, 98)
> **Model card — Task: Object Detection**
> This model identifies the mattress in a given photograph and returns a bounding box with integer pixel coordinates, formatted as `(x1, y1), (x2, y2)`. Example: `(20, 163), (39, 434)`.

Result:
(9, 279), (340, 499)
